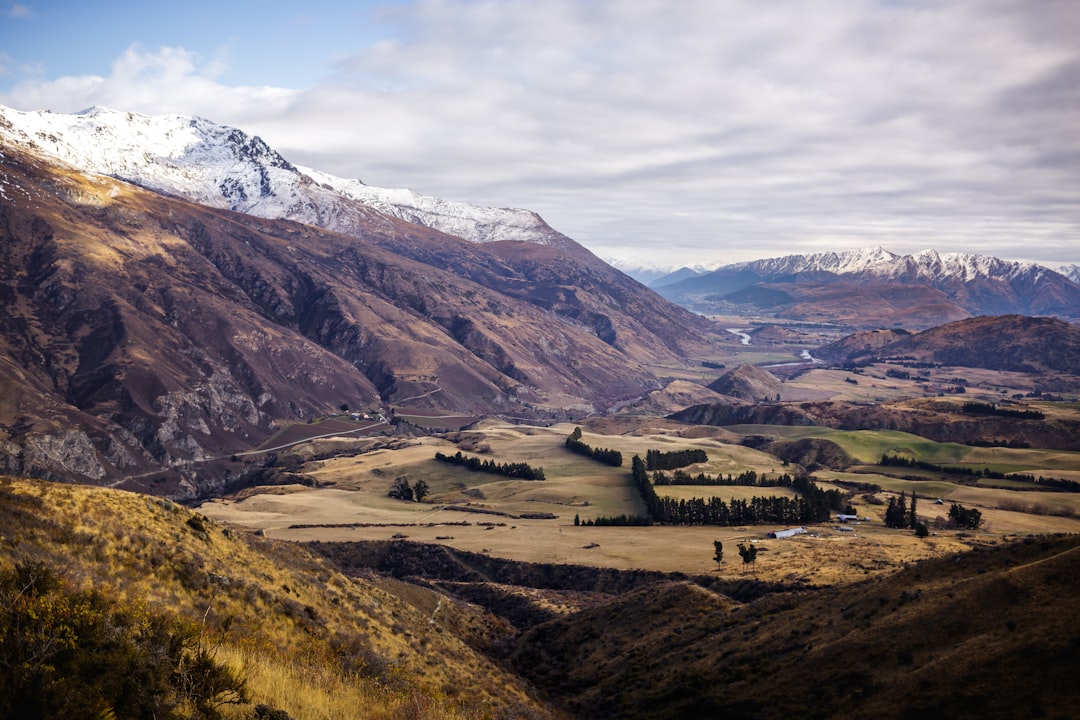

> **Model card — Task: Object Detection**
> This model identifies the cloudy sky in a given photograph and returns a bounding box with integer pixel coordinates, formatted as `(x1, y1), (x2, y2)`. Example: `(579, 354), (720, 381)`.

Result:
(1, 0), (1077, 269)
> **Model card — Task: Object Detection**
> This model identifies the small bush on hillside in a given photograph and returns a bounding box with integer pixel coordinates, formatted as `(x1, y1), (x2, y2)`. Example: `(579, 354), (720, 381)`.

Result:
(0, 561), (247, 720)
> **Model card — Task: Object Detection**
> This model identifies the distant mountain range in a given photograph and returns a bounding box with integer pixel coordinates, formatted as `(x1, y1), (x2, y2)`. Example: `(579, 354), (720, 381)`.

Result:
(0, 105), (716, 491)
(649, 247), (1080, 327)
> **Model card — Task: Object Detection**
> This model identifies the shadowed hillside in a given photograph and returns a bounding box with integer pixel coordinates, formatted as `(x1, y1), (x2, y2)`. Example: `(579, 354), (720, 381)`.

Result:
(509, 535), (1080, 719)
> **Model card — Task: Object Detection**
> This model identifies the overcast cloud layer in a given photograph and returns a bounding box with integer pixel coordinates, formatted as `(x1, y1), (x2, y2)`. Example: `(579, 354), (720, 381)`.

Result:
(2, 0), (1078, 269)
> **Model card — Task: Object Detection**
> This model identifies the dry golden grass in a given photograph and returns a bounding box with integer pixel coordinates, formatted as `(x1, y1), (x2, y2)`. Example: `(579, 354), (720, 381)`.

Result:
(0, 477), (553, 719)
(198, 419), (1080, 590)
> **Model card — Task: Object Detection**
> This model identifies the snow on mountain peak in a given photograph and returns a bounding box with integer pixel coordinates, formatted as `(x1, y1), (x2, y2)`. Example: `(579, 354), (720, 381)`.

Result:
(0, 104), (570, 248)
(297, 165), (566, 246)
(727, 245), (901, 275)
(713, 245), (1061, 287)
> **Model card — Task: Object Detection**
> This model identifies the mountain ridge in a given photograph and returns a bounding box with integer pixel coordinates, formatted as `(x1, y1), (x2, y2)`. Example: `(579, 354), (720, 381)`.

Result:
(0, 113), (716, 492)
(653, 246), (1080, 326)
(0, 104), (573, 251)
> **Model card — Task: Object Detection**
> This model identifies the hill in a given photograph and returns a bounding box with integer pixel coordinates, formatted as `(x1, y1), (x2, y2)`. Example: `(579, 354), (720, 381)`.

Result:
(0, 477), (553, 719)
(0, 114), (716, 493)
(707, 364), (784, 402)
(509, 535), (1080, 719)
(669, 397), (1080, 451)
(819, 315), (1080, 374)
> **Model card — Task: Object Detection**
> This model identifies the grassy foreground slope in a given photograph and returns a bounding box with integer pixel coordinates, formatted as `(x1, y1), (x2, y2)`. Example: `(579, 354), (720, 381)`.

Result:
(0, 477), (554, 720)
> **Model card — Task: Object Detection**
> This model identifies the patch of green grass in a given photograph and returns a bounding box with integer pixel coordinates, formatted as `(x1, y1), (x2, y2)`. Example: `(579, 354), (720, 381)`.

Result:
(726, 426), (971, 464)
(822, 471), (962, 499)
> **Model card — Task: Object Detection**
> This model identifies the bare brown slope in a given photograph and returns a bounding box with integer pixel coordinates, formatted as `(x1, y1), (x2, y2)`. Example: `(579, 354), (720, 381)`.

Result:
(707, 364), (783, 402)
(874, 315), (1080, 374)
(819, 315), (1080, 374)
(510, 535), (1080, 720)
(0, 146), (716, 492)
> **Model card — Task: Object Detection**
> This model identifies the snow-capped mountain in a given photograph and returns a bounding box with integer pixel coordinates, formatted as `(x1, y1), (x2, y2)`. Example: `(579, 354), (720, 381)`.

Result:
(654, 246), (1080, 327)
(1060, 264), (1080, 285)
(0, 105), (571, 248)
(0, 104), (718, 487)
(722, 246), (1054, 284)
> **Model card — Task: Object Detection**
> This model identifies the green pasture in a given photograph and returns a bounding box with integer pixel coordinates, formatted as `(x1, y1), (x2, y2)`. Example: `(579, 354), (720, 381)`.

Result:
(724, 425), (1080, 472)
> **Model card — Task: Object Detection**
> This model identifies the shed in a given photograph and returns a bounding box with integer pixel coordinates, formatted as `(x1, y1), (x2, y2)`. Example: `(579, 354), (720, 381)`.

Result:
(767, 527), (807, 539)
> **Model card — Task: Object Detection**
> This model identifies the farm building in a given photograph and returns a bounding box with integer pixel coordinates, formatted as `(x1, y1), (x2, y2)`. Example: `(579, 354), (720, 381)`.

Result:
(836, 514), (860, 522)
(767, 527), (807, 539)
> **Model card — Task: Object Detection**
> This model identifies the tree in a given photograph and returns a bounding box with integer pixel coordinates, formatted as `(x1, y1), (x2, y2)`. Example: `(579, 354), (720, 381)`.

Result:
(908, 492), (919, 528)
(885, 492), (910, 528)
(737, 542), (758, 572)
(412, 479), (429, 502)
(713, 540), (724, 568)
(949, 503), (982, 529)
(388, 477), (413, 501)
(914, 522), (929, 537)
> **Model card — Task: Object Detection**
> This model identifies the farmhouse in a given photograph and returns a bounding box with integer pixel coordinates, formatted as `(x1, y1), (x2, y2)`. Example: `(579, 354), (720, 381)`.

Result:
(767, 527), (807, 539)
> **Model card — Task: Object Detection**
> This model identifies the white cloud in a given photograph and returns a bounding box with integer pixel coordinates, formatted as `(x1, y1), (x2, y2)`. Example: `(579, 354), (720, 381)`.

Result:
(6, 3), (31, 19)
(2, 0), (1078, 267)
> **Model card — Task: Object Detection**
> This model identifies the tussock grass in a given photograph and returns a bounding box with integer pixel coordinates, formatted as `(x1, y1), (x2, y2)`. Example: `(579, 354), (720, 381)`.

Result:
(0, 477), (552, 719)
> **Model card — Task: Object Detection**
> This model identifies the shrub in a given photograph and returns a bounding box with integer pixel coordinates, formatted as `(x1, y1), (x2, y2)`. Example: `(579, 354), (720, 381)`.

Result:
(0, 561), (247, 719)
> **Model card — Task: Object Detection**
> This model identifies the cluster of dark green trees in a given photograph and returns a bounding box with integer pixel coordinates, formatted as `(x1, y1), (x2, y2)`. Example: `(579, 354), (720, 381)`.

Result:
(948, 502), (983, 529)
(585, 456), (847, 527)
(644, 448), (708, 471)
(884, 491), (920, 529)
(651, 468), (794, 487)
(388, 476), (429, 501)
(434, 451), (546, 480)
(961, 401), (1044, 420)
(581, 514), (653, 527)
(565, 427), (623, 467)
(0, 561), (247, 719)
(1012, 475), (1080, 493)
(880, 454), (1010, 479)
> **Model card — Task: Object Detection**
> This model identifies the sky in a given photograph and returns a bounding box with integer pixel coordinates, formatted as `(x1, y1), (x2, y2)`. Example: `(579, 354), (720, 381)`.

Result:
(1, 0), (1078, 270)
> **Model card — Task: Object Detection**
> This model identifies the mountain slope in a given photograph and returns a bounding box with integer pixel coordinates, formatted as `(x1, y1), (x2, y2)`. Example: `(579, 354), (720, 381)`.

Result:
(509, 535), (1080, 719)
(0, 104), (712, 358)
(655, 246), (1080, 327)
(0, 138), (714, 493)
(818, 315), (1080, 374)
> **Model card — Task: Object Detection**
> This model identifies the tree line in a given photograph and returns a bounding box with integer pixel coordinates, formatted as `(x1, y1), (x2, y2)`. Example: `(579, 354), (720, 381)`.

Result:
(565, 427), (623, 467)
(645, 448), (708, 471)
(651, 468), (794, 487)
(579, 455), (849, 527)
(1009, 474), (1080, 493)
(960, 401), (1044, 420)
(433, 451), (546, 481)
(880, 454), (1008, 479)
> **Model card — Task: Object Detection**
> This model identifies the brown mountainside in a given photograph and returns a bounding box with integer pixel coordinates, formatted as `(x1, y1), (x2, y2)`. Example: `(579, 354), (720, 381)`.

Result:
(819, 315), (1080, 373)
(707, 364), (783, 402)
(0, 145), (716, 493)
